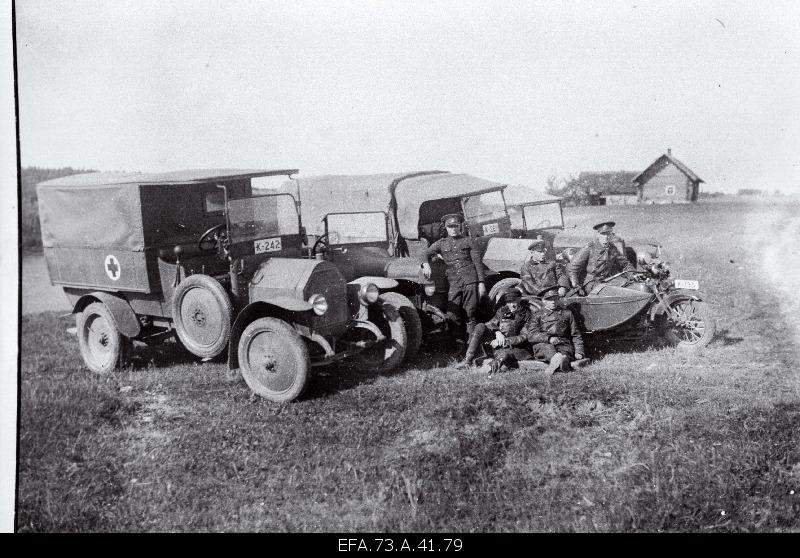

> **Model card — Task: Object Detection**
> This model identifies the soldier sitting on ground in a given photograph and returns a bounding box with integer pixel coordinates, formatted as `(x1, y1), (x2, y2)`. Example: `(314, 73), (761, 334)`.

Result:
(518, 238), (570, 297)
(501, 285), (585, 375)
(456, 289), (530, 369)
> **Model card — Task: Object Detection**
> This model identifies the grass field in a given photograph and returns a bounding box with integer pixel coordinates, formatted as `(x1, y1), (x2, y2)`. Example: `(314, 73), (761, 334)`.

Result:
(17, 199), (800, 532)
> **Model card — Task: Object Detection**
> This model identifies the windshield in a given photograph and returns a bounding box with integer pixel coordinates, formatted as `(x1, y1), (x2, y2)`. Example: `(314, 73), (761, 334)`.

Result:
(227, 193), (299, 243)
(522, 202), (563, 230)
(326, 212), (388, 244)
(462, 190), (507, 223)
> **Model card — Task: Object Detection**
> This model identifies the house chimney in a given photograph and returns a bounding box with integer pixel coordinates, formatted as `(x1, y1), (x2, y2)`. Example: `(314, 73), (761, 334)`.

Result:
(667, 148), (672, 156)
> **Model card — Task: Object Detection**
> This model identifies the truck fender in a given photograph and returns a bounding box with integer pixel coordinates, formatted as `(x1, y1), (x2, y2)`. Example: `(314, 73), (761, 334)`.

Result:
(72, 291), (141, 338)
(228, 300), (310, 370)
(649, 290), (704, 321)
(347, 276), (399, 290)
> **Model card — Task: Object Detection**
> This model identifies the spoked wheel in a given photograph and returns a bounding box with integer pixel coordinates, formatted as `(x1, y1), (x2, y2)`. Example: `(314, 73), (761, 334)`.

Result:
(238, 317), (310, 403)
(76, 302), (131, 373)
(663, 298), (716, 348)
(355, 298), (408, 372)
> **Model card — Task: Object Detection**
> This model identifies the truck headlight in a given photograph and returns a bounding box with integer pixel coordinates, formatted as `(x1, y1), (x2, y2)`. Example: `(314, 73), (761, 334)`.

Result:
(308, 294), (328, 315)
(423, 283), (436, 297)
(359, 283), (380, 304)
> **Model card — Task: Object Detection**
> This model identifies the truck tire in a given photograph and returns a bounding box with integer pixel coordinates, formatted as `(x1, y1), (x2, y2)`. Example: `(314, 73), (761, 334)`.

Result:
(238, 317), (310, 403)
(172, 274), (233, 359)
(356, 299), (408, 372)
(76, 302), (132, 374)
(379, 292), (422, 361)
(488, 278), (522, 305)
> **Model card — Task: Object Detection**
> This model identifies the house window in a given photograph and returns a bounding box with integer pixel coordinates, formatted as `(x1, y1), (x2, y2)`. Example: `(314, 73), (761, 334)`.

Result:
(665, 185), (676, 196)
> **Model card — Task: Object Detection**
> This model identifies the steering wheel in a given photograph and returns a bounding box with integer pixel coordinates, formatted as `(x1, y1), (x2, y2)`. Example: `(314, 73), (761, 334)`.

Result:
(312, 233), (329, 255)
(198, 224), (226, 252)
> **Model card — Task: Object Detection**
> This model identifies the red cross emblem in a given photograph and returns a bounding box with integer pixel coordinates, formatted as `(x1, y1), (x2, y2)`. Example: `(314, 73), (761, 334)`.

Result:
(104, 255), (121, 281)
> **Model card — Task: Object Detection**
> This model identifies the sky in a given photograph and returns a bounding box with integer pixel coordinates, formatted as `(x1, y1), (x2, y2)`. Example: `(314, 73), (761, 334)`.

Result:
(13, 0), (800, 193)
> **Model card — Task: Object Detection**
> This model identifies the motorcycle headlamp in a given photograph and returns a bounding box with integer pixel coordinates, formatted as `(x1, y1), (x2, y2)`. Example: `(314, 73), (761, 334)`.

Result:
(423, 283), (436, 297)
(308, 294), (328, 316)
(359, 283), (380, 304)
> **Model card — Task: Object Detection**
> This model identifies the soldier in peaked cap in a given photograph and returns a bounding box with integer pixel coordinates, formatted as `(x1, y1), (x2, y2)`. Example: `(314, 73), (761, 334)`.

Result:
(567, 220), (635, 294)
(518, 237), (570, 297)
(456, 289), (530, 369)
(421, 213), (487, 340)
(500, 286), (585, 375)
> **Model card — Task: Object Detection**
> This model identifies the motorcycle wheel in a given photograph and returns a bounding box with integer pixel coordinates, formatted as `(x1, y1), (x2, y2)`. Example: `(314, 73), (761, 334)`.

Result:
(663, 298), (716, 348)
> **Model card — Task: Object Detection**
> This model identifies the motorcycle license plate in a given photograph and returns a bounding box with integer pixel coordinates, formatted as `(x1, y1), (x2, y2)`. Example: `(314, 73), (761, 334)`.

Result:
(254, 237), (282, 254)
(674, 279), (699, 290)
(482, 222), (499, 235)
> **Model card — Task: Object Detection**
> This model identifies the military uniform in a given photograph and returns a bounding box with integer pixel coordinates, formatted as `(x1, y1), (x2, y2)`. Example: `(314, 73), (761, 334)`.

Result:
(507, 304), (584, 362)
(567, 238), (634, 292)
(519, 259), (570, 295)
(459, 297), (530, 367)
(421, 219), (485, 337)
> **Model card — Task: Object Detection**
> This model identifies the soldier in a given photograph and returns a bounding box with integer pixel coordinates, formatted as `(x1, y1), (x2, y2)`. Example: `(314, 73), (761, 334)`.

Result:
(518, 238), (570, 297)
(421, 213), (487, 339)
(567, 221), (635, 294)
(501, 286), (584, 375)
(456, 289), (530, 369)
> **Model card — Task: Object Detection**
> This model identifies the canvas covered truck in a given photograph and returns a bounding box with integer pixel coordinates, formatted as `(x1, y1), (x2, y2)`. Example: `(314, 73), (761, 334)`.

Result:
(37, 169), (409, 403)
(274, 171), (544, 353)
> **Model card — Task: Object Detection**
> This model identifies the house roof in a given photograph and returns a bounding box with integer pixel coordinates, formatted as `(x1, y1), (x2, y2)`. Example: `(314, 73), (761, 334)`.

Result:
(577, 171), (639, 195)
(632, 153), (704, 185)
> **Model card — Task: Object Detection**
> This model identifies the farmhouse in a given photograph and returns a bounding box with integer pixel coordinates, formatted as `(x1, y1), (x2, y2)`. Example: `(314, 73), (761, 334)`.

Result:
(577, 171), (639, 205)
(633, 149), (704, 204)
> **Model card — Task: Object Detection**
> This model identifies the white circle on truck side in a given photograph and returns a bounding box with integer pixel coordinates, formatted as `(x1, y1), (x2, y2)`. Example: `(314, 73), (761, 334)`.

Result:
(104, 255), (121, 281)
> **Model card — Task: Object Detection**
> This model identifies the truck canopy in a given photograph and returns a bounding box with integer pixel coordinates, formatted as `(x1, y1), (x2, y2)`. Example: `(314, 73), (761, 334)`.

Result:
(38, 169), (298, 251)
(278, 171), (508, 239)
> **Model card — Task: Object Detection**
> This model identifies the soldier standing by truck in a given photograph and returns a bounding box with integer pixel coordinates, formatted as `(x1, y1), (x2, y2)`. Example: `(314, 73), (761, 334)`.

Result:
(420, 213), (487, 340)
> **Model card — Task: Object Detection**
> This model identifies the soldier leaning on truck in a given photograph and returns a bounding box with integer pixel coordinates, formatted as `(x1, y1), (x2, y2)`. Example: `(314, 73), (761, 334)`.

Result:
(567, 220), (635, 294)
(421, 213), (487, 340)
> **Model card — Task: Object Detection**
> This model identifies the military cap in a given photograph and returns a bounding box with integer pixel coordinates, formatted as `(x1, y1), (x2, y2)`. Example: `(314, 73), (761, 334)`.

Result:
(501, 289), (522, 303)
(593, 221), (616, 234)
(528, 239), (546, 251)
(443, 213), (464, 227)
(538, 285), (561, 299)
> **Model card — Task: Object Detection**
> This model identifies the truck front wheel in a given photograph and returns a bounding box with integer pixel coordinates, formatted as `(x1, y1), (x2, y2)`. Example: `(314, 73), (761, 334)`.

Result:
(238, 317), (310, 403)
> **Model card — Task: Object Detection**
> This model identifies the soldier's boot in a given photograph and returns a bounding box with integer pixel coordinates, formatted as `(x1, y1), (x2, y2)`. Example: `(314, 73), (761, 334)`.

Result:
(455, 352), (476, 369)
(545, 353), (566, 375)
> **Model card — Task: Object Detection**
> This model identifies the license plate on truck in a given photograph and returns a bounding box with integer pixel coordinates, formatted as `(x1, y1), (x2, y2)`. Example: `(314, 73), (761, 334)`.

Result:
(254, 237), (282, 254)
(674, 279), (699, 290)
(483, 222), (499, 235)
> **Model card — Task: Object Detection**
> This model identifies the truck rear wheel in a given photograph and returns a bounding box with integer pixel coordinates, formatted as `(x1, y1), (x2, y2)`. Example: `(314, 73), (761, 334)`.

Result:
(76, 302), (131, 373)
(172, 274), (233, 359)
(356, 299), (407, 372)
(379, 292), (422, 361)
(238, 317), (310, 403)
